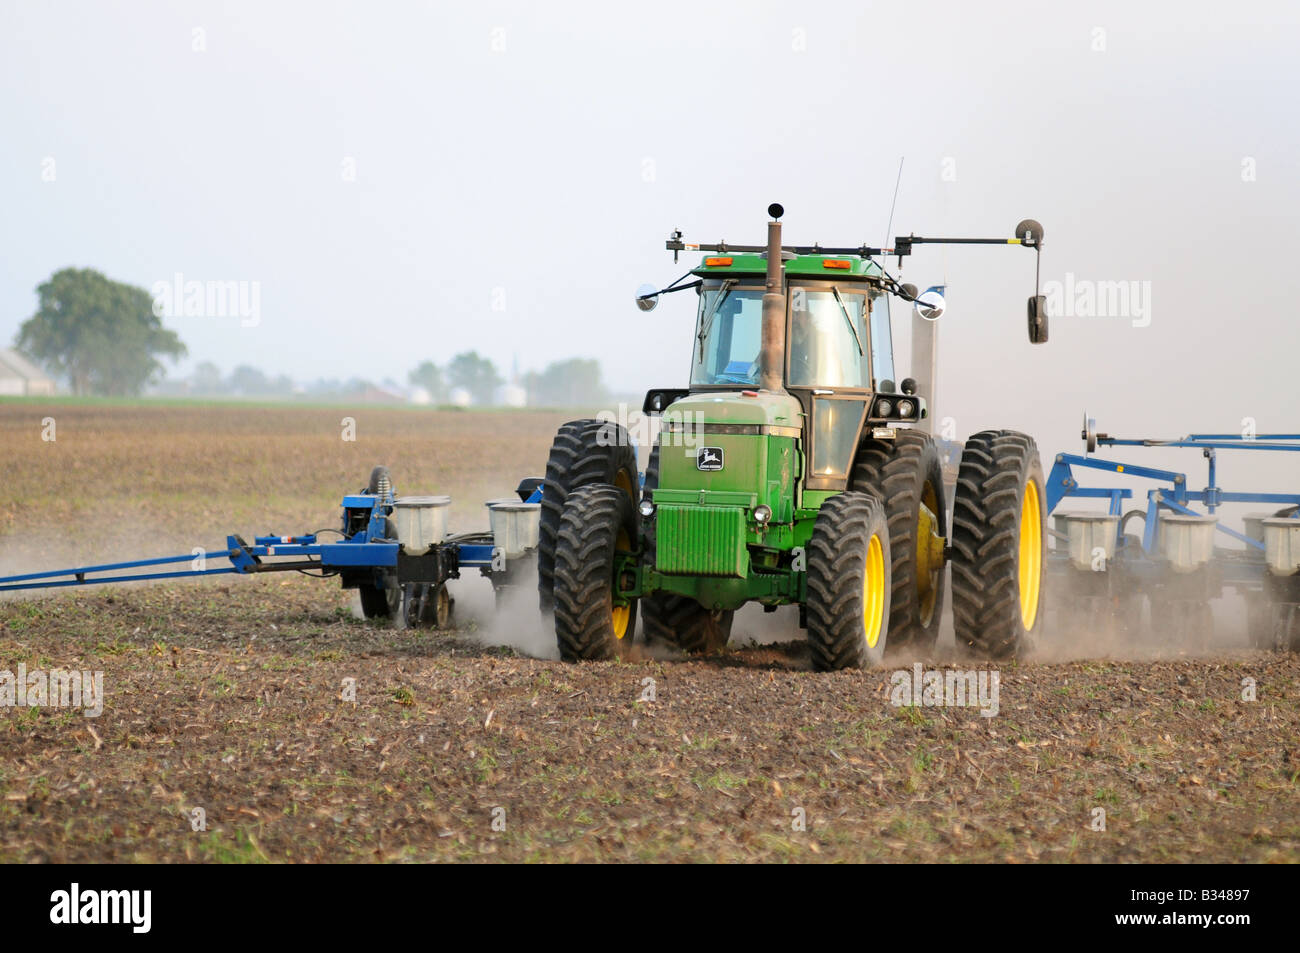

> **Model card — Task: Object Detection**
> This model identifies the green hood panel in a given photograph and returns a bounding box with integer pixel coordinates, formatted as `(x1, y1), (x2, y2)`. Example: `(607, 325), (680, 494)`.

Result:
(665, 391), (804, 428)
(654, 431), (799, 522)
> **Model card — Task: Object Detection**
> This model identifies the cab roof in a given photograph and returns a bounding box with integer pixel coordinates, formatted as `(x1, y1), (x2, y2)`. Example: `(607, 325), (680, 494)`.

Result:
(691, 253), (883, 279)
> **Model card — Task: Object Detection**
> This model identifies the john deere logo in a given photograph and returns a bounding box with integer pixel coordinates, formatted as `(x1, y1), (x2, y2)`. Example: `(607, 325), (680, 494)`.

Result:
(697, 447), (724, 471)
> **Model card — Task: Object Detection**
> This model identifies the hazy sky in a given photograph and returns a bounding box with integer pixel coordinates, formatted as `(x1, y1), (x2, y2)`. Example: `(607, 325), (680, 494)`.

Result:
(3, 0), (1300, 484)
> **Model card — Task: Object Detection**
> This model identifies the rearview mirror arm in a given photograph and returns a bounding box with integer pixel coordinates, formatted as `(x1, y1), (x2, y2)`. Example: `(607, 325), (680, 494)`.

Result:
(637, 274), (702, 305)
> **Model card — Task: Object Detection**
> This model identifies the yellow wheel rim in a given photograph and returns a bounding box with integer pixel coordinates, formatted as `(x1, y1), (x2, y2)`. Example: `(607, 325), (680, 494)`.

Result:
(612, 525), (631, 641)
(611, 603), (630, 640)
(1018, 480), (1042, 629)
(615, 469), (635, 498)
(863, 532), (886, 648)
(916, 482), (942, 626)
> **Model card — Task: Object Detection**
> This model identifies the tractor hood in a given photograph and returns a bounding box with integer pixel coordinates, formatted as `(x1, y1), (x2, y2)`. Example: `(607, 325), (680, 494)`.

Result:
(664, 391), (804, 431)
(654, 390), (803, 525)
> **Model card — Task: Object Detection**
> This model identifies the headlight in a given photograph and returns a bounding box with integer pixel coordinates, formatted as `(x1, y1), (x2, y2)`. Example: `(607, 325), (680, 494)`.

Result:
(897, 399), (915, 418)
(875, 399), (893, 417)
(638, 499), (655, 518)
(753, 504), (772, 524)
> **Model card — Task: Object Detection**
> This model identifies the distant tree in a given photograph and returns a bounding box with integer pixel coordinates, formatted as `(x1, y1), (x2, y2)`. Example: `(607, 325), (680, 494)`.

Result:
(446, 351), (502, 406)
(191, 361), (223, 394)
(228, 365), (270, 395)
(306, 378), (342, 395)
(526, 358), (608, 407)
(16, 268), (186, 396)
(408, 360), (446, 402)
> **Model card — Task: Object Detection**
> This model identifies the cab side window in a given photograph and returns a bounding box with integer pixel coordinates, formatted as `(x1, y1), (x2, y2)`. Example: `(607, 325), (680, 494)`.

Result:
(869, 293), (894, 388)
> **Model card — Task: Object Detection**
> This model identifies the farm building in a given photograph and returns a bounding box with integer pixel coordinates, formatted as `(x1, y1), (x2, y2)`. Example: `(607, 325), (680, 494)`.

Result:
(0, 349), (56, 396)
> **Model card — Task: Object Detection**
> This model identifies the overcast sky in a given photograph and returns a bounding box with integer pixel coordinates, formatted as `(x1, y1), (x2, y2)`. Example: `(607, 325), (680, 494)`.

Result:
(3, 0), (1299, 484)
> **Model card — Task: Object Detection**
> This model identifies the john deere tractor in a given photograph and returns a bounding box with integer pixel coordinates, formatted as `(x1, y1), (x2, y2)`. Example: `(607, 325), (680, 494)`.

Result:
(538, 204), (1050, 669)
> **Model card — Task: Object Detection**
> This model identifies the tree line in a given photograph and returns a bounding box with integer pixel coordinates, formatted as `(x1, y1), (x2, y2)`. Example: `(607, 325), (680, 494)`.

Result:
(408, 354), (607, 407)
(10, 267), (611, 406)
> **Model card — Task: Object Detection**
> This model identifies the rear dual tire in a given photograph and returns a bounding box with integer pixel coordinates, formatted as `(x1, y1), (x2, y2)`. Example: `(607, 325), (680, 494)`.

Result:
(851, 430), (947, 654)
(950, 430), (1046, 659)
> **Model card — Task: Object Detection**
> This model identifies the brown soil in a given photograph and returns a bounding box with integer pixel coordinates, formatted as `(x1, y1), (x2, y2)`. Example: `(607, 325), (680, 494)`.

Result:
(1, 402), (1297, 862)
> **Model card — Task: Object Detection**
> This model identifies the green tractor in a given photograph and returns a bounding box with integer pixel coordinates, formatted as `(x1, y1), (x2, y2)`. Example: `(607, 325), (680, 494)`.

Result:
(538, 204), (1050, 669)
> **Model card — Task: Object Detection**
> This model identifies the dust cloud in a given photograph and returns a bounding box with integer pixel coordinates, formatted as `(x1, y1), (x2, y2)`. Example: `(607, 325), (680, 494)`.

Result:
(1033, 572), (1261, 663)
(447, 563), (559, 661)
(0, 525), (229, 605)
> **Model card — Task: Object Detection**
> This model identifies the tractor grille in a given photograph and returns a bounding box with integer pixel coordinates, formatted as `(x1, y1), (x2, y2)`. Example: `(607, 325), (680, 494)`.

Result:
(655, 505), (748, 578)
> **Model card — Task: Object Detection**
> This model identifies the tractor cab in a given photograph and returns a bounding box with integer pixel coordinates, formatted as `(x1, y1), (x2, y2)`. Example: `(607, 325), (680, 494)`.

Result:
(689, 257), (894, 391)
(685, 253), (917, 489)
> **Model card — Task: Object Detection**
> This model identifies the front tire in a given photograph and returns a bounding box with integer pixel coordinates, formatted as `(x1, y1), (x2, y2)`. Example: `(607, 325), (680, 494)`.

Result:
(537, 420), (637, 614)
(950, 430), (1046, 659)
(553, 485), (639, 661)
(851, 430), (947, 654)
(805, 491), (892, 670)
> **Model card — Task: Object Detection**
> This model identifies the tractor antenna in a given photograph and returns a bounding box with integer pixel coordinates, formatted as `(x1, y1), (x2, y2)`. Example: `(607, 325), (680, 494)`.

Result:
(882, 157), (904, 253)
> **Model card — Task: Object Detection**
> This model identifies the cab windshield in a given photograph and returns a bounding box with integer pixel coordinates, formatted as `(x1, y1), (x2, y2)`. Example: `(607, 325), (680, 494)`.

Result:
(690, 281), (892, 390)
(788, 287), (870, 388)
(690, 283), (765, 386)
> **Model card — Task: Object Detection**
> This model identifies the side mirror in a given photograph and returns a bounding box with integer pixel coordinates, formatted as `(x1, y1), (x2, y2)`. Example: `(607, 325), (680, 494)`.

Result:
(642, 387), (690, 415)
(1027, 295), (1048, 344)
(913, 290), (945, 321)
(635, 283), (659, 312)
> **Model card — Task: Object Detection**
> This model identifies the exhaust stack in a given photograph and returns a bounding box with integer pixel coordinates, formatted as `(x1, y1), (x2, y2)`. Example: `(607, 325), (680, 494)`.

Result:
(758, 204), (787, 393)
